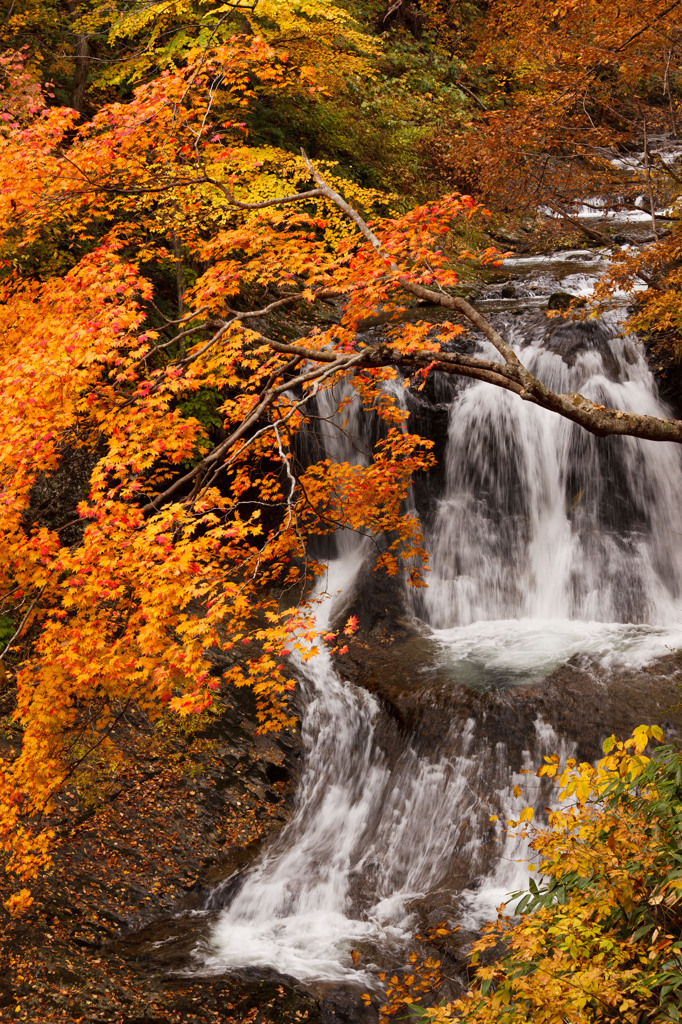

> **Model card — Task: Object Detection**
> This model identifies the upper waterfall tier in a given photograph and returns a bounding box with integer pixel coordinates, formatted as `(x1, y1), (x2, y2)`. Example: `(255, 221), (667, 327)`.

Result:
(420, 315), (682, 629)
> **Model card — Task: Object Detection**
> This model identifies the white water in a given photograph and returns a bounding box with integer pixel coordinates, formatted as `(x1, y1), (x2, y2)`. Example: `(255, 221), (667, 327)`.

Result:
(540, 200), (660, 223)
(201, 581), (575, 985)
(421, 323), (682, 633)
(202, 557), (563, 988)
(433, 617), (682, 692)
(205, 555), (390, 987)
(199, 220), (682, 993)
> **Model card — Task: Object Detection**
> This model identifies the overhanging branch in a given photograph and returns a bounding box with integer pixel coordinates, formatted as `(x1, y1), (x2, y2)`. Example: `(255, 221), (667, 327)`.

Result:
(295, 154), (682, 446)
(264, 338), (682, 443)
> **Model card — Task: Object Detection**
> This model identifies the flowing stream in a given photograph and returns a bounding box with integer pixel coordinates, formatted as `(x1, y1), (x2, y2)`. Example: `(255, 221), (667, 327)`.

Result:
(194, 203), (682, 994)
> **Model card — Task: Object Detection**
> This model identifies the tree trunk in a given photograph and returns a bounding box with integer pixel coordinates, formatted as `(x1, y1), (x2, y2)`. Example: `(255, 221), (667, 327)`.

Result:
(378, 0), (423, 37)
(64, 0), (90, 115)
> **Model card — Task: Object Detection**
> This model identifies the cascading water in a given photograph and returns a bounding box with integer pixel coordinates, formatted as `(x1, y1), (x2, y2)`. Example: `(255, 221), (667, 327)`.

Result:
(203, 555), (388, 987)
(198, 382), (547, 987)
(425, 319), (682, 627)
(419, 313), (682, 688)
(196, 217), (682, 995)
(199, 565), (573, 986)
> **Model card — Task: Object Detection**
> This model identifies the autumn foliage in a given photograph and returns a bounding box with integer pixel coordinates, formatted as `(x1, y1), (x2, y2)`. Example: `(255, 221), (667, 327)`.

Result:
(0, 11), (497, 908)
(1, 0), (682, 967)
(427, 0), (682, 212)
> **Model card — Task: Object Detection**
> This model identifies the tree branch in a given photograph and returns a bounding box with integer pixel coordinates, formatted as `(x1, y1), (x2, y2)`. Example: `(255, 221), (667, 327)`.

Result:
(300, 149), (524, 369)
(278, 159), (682, 447)
(140, 144), (682, 514)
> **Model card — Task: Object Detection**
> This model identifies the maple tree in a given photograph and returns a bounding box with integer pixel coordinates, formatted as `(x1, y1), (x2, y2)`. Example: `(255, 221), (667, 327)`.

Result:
(2, 0), (682, 920)
(0, 29), (441, 910)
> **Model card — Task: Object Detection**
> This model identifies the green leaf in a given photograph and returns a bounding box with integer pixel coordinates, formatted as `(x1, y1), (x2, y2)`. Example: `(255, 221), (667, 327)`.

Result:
(632, 922), (655, 942)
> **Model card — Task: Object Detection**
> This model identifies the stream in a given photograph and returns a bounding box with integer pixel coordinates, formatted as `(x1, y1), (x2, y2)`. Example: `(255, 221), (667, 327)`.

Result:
(164, 194), (682, 1005)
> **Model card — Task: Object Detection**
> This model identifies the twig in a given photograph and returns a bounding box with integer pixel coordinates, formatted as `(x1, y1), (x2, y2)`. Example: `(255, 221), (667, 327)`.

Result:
(643, 118), (660, 241)
(1, 586), (47, 659)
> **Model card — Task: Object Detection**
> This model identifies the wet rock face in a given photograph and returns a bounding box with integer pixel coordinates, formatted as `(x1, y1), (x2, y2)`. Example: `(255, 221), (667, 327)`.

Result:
(331, 564), (415, 643)
(404, 385), (455, 528)
(337, 614), (682, 767)
(542, 318), (621, 368)
(332, 551), (682, 763)
(547, 291), (587, 311)
(647, 342), (682, 420)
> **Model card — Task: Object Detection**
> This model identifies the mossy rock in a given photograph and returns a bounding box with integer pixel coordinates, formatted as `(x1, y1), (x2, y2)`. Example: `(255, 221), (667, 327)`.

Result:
(547, 291), (587, 310)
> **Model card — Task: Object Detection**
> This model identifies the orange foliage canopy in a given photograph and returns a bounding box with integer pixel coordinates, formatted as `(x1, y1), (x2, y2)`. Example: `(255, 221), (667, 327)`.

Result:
(0, 36), (488, 906)
(3, 14), (682, 911)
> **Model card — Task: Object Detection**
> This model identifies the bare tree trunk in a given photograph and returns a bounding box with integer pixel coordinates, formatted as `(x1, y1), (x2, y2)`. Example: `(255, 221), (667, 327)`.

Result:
(643, 119), (660, 241)
(173, 228), (185, 320)
(64, 0), (90, 115)
(664, 45), (679, 136)
(544, 199), (618, 246)
(378, 0), (423, 37)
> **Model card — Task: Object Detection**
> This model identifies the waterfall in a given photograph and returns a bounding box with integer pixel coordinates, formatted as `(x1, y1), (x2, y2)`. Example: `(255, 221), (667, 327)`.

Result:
(203, 555), (388, 987)
(199, 571), (572, 986)
(417, 313), (682, 688)
(423, 319), (682, 628)
(195, 244), (682, 993)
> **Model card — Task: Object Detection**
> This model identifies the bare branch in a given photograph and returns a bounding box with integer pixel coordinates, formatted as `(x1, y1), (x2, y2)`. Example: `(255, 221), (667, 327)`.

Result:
(264, 339), (682, 444)
(198, 164), (325, 211)
(1, 585), (47, 659)
(643, 117), (660, 241)
(141, 350), (367, 512)
(543, 198), (619, 245)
